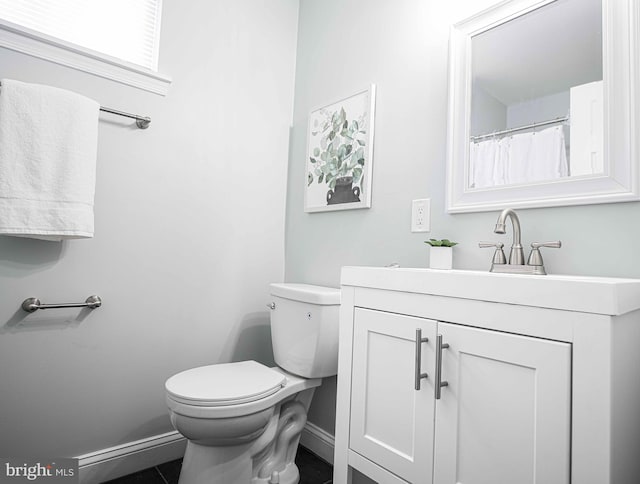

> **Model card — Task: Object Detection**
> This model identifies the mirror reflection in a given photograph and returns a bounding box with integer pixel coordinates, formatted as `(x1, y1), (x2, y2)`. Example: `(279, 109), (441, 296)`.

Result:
(469, 0), (602, 190)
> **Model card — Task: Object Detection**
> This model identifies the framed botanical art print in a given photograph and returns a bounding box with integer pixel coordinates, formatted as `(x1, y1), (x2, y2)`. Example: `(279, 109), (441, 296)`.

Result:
(304, 85), (376, 212)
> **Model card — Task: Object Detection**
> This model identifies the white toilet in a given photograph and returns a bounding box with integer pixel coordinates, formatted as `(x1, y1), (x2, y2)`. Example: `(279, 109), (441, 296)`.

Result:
(165, 283), (340, 484)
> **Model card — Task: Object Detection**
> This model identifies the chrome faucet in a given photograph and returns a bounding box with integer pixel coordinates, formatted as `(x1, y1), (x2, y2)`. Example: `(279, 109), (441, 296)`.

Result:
(479, 208), (561, 275)
(493, 208), (525, 265)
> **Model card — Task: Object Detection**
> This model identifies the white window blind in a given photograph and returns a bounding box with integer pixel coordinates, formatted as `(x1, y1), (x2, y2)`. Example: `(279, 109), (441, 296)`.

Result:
(0, 0), (162, 71)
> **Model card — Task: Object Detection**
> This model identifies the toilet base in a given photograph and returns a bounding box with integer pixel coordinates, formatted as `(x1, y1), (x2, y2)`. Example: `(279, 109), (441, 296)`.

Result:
(179, 441), (254, 484)
(178, 442), (303, 484)
(177, 388), (315, 484)
(251, 461), (300, 484)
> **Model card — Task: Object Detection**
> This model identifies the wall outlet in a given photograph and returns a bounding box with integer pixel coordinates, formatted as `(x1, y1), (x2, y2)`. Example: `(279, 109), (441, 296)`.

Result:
(411, 198), (431, 232)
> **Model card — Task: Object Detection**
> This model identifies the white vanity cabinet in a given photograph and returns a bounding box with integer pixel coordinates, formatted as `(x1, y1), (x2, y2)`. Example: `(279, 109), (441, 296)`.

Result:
(333, 267), (640, 484)
(349, 309), (437, 484)
(433, 322), (571, 484)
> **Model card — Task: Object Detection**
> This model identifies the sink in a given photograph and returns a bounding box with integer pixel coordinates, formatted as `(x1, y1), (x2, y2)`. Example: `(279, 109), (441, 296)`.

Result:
(341, 266), (640, 316)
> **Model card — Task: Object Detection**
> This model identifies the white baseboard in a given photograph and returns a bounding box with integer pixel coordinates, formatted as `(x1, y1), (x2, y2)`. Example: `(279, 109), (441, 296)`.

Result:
(76, 431), (186, 483)
(73, 422), (334, 483)
(300, 421), (335, 465)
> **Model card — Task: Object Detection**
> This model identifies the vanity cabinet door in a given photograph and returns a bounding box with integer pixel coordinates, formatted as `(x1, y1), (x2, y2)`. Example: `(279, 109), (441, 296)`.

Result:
(350, 308), (437, 484)
(433, 323), (571, 484)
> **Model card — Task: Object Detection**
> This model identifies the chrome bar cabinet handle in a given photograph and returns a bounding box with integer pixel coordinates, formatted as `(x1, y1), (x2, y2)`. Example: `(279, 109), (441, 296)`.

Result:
(414, 328), (429, 390)
(434, 334), (449, 399)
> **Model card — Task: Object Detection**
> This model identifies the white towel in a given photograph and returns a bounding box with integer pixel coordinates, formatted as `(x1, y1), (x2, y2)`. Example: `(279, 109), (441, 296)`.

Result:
(0, 79), (99, 241)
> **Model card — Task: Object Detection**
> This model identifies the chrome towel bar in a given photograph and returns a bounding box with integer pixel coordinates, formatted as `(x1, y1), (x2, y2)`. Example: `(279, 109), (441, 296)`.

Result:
(0, 81), (151, 129)
(99, 107), (151, 129)
(21, 295), (102, 313)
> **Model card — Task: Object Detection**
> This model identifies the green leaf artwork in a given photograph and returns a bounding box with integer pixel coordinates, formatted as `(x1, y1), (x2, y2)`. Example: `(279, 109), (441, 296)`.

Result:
(306, 104), (368, 189)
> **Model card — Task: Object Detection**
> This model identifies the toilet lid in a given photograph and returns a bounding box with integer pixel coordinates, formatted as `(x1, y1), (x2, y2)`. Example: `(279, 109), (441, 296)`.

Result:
(165, 360), (287, 407)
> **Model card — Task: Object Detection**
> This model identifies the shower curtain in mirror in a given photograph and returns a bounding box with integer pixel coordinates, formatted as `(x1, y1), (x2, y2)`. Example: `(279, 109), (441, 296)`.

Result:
(469, 125), (568, 189)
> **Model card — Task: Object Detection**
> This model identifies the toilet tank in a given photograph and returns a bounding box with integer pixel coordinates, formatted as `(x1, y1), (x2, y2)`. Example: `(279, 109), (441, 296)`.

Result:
(269, 283), (341, 378)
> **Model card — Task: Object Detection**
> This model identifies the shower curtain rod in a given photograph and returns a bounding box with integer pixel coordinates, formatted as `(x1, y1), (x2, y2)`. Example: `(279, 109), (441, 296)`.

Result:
(471, 115), (569, 142)
(0, 81), (151, 129)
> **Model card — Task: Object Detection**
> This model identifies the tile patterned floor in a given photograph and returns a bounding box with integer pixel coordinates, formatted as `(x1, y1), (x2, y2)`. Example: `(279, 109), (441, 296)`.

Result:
(104, 446), (332, 484)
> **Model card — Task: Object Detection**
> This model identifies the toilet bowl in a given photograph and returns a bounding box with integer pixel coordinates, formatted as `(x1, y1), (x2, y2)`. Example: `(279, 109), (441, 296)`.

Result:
(165, 283), (340, 484)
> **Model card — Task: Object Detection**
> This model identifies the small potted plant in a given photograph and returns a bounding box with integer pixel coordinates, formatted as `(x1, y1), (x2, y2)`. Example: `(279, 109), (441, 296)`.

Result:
(425, 239), (458, 270)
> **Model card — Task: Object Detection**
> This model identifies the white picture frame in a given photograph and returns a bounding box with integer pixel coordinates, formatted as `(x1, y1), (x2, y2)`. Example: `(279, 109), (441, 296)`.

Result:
(304, 85), (376, 213)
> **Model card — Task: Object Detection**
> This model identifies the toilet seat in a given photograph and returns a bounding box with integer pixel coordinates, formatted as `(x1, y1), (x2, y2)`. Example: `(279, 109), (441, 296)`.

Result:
(165, 360), (286, 407)
(166, 366), (322, 419)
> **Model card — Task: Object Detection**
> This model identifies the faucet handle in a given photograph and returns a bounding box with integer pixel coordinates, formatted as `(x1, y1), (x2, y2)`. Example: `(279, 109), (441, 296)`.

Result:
(531, 241), (562, 249)
(479, 241), (507, 264)
(527, 241), (561, 267)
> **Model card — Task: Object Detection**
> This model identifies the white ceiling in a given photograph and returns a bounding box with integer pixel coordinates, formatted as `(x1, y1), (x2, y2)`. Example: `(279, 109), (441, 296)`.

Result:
(472, 0), (603, 106)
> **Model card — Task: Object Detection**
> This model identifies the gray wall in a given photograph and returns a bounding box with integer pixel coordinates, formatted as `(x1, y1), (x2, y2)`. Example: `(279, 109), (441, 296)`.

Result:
(507, 90), (570, 128)
(0, 0), (299, 457)
(286, 0), (640, 435)
(471, 84), (507, 136)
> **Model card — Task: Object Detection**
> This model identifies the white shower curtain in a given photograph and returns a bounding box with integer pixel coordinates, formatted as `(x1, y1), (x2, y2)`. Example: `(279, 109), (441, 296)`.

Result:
(469, 125), (568, 188)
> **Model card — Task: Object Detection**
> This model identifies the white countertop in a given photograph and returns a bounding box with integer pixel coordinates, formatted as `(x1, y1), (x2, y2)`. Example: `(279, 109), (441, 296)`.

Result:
(341, 266), (640, 316)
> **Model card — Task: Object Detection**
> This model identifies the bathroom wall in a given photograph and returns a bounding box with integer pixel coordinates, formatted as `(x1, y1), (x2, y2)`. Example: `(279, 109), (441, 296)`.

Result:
(0, 0), (299, 460)
(470, 84), (507, 136)
(507, 90), (569, 128)
(286, 0), (640, 437)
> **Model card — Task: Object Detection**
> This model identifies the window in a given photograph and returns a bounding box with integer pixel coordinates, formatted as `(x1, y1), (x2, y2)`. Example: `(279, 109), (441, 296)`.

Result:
(0, 0), (170, 94)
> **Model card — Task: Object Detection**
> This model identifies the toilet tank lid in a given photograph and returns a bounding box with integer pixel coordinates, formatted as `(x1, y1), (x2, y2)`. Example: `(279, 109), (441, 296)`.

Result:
(270, 283), (340, 305)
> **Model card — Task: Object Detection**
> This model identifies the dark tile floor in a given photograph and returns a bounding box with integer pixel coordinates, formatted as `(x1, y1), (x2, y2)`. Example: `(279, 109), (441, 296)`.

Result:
(104, 446), (332, 484)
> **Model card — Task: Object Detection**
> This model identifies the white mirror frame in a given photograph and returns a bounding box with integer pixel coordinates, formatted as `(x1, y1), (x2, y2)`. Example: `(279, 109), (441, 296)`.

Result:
(446, 0), (640, 213)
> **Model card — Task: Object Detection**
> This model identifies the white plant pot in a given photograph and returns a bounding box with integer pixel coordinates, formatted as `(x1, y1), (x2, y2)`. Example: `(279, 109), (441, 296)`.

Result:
(429, 246), (453, 270)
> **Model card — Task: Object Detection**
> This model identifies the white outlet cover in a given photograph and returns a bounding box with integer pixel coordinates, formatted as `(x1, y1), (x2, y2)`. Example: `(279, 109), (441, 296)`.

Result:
(411, 198), (431, 232)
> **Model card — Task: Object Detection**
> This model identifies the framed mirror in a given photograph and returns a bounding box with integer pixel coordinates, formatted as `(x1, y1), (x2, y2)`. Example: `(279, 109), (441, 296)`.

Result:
(446, 0), (640, 213)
